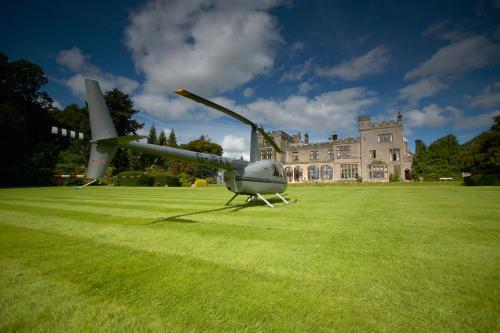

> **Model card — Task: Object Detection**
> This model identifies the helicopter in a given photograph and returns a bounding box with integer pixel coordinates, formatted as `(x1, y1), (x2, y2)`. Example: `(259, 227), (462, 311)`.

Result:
(79, 79), (288, 208)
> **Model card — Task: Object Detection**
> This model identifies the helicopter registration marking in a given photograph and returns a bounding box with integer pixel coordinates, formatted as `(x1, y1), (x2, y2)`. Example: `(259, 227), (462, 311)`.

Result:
(196, 152), (230, 168)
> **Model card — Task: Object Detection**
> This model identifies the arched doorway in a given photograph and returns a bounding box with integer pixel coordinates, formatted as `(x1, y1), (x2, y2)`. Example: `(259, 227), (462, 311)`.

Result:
(321, 165), (333, 180)
(293, 166), (303, 182)
(285, 167), (293, 182)
(308, 165), (319, 181)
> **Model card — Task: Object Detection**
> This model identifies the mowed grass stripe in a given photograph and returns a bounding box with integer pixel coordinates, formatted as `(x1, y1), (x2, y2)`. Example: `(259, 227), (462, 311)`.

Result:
(0, 185), (499, 331)
(0, 210), (327, 279)
(0, 260), (167, 332)
(2, 223), (486, 333)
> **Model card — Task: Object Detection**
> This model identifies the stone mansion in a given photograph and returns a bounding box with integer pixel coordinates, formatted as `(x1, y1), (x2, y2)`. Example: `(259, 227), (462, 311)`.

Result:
(258, 113), (413, 183)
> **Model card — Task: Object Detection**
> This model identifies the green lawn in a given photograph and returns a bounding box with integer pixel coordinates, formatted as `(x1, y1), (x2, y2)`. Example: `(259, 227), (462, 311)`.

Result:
(0, 183), (499, 332)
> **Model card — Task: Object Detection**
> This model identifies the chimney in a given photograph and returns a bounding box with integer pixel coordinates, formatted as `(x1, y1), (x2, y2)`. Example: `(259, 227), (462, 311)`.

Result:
(304, 132), (309, 144)
(330, 131), (338, 141)
(397, 112), (402, 122)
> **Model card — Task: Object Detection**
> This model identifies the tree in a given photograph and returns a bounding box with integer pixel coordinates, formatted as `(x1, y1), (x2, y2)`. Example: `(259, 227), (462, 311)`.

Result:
(169, 138), (223, 179)
(158, 130), (167, 146)
(0, 52), (58, 186)
(461, 115), (500, 175)
(412, 135), (462, 180)
(50, 89), (144, 173)
(104, 89), (143, 173)
(147, 125), (158, 144)
(167, 129), (177, 147)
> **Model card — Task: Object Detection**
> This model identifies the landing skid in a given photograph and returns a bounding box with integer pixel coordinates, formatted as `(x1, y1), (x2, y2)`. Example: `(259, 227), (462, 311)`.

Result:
(226, 193), (289, 208)
(76, 178), (97, 189)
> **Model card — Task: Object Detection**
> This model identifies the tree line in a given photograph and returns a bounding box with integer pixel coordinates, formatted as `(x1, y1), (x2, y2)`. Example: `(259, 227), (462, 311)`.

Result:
(0, 52), (222, 187)
(411, 117), (499, 185)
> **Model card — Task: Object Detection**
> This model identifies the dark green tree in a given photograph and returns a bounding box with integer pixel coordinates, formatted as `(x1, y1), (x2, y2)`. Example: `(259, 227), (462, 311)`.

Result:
(167, 129), (177, 147)
(158, 130), (167, 146)
(412, 134), (462, 180)
(147, 124), (158, 144)
(104, 89), (143, 172)
(461, 115), (500, 175)
(0, 52), (58, 186)
(170, 137), (223, 179)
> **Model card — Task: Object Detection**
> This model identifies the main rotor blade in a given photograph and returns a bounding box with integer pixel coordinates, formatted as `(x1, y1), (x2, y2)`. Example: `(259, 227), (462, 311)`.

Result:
(175, 89), (283, 153)
(175, 89), (254, 126)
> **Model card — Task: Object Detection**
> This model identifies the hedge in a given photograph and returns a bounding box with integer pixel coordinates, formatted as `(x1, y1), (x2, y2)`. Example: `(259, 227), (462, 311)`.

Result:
(463, 174), (500, 186)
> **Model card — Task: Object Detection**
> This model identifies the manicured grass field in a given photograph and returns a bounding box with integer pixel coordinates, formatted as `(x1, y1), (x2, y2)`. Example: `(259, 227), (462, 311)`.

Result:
(0, 183), (499, 332)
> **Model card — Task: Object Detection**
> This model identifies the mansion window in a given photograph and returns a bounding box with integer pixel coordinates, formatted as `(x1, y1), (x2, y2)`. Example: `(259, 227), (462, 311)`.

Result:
(336, 145), (351, 159)
(328, 149), (334, 160)
(341, 164), (358, 180)
(377, 133), (393, 143)
(292, 151), (299, 161)
(310, 150), (319, 160)
(321, 165), (333, 180)
(285, 167), (293, 182)
(369, 150), (376, 158)
(263, 139), (269, 146)
(293, 166), (303, 182)
(389, 148), (400, 161)
(261, 149), (272, 160)
(369, 165), (387, 179)
(308, 165), (319, 180)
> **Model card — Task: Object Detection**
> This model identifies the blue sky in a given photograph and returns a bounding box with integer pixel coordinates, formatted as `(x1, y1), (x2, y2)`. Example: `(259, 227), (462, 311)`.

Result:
(2, 0), (500, 159)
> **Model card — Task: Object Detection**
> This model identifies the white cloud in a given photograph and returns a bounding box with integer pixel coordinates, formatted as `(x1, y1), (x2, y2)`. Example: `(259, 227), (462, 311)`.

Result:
(404, 35), (500, 80)
(51, 99), (63, 109)
(221, 134), (249, 160)
(125, 0), (283, 97)
(238, 87), (379, 132)
(467, 82), (500, 108)
(56, 47), (139, 96)
(133, 92), (219, 120)
(56, 47), (90, 72)
(243, 87), (254, 97)
(398, 77), (448, 106)
(298, 82), (312, 94)
(316, 46), (391, 81)
(406, 103), (500, 129)
(280, 58), (314, 81)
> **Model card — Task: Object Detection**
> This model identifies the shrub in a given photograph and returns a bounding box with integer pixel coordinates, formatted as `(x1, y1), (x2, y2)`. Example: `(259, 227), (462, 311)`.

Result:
(389, 172), (400, 182)
(154, 175), (180, 187)
(193, 179), (208, 187)
(178, 172), (193, 187)
(117, 171), (154, 186)
(463, 174), (500, 186)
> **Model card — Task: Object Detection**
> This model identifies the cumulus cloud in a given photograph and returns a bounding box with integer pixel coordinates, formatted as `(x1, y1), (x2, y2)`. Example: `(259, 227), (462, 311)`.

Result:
(221, 135), (249, 160)
(316, 46), (391, 81)
(56, 47), (139, 96)
(467, 82), (500, 108)
(125, 0), (283, 96)
(404, 35), (500, 80)
(237, 87), (379, 132)
(398, 77), (448, 107)
(406, 103), (500, 129)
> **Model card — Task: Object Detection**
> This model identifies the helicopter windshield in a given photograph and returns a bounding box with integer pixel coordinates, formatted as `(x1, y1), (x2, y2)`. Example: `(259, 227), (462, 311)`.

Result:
(272, 164), (284, 178)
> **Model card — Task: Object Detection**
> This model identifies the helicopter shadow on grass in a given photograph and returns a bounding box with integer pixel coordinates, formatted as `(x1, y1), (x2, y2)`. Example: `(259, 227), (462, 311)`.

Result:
(151, 195), (296, 224)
